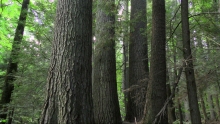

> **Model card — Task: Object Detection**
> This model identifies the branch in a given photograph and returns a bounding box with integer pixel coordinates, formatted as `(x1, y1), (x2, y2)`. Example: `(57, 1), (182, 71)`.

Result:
(189, 12), (220, 18)
(167, 12), (220, 43)
(167, 20), (182, 43)
(167, 5), (181, 43)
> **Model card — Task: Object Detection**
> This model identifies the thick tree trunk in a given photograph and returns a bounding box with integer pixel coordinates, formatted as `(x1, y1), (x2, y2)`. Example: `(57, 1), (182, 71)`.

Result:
(144, 0), (167, 123)
(92, 0), (122, 123)
(0, 0), (30, 123)
(40, 1), (94, 123)
(125, 0), (148, 122)
(181, 0), (202, 123)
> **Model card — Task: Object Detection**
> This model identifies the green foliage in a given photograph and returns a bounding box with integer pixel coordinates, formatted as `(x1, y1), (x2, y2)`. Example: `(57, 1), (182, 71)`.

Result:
(116, 41), (125, 117)
(0, 119), (7, 123)
(0, 0), (55, 123)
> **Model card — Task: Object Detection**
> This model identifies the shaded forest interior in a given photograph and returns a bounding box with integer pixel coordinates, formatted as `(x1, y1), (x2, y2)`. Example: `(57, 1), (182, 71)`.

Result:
(0, 0), (220, 124)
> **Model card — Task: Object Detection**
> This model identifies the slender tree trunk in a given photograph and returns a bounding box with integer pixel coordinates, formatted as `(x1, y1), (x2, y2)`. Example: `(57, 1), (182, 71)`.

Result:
(0, 0), (30, 123)
(169, 51), (177, 123)
(92, 0), (122, 123)
(166, 74), (176, 124)
(218, 0), (220, 13)
(121, 0), (129, 89)
(121, 0), (130, 121)
(40, 1), (94, 123)
(207, 94), (216, 120)
(181, 0), (202, 123)
(199, 91), (208, 122)
(144, 0), (167, 123)
(214, 94), (220, 120)
(215, 69), (220, 94)
(170, 17), (178, 123)
(184, 98), (191, 122)
(125, 0), (148, 122)
(177, 97), (184, 124)
(167, 23), (177, 123)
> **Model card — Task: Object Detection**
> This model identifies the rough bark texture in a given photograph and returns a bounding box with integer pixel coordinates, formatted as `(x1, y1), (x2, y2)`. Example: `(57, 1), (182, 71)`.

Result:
(125, 0), (148, 122)
(0, 0), (30, 123)
(40, 1), (94, 123)
(144, 0), (167, 123)
(92, 0), (122, 123)
(181, 0), (202, 123)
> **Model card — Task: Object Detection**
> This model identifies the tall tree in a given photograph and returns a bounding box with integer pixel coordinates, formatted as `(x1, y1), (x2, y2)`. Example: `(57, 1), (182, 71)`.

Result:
(181, 0), (202, 123)
(144, 0), (167, 123)
(92, 0), (122, 123)
(125, 0), (148, 122)
(0, 0), (30, 123)
(40, 0), (94, 123)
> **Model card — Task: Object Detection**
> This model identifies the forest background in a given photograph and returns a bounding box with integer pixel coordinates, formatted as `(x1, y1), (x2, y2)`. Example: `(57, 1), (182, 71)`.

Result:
(0, 0), (220, 124)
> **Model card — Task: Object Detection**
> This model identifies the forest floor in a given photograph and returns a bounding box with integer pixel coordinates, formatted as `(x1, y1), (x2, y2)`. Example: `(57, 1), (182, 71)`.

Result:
(122, 121), (220, 124)
(122, 120), (220, 124)
(205, 121), (220, 124)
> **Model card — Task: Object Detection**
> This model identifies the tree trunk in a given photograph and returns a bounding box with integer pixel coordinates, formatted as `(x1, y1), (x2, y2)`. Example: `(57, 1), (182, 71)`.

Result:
(214, 94), (220, 120)
(218, 0), (220, 13)
(177, 97), (184, 124)
(0, 0), (30, 123)
(125, 0), (148, 122)
(92, 0), (122, 123)
(181, 0), (202, 123)
(167, 38), (177, 123)
(184, 98), (191, 122)
(121, 0), (130, 121)
(144, 0), (167, 123)
(166, 80), (176, 123)
(207, 94), (216, 120)
(199, 92), (208, 122)
(169, 13), (178, 122)
(40, 1), (94, 123)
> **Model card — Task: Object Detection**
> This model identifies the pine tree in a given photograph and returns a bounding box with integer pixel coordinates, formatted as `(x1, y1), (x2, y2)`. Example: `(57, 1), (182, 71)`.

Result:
(144, 0), (168, 123)
(0, 0), (30, 123)
(125, 0), (149, 122)
(40, 1), (94, 123)
(92, 0), (122, 123)
(181, 0), (201, 123)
